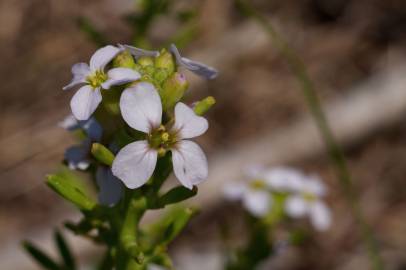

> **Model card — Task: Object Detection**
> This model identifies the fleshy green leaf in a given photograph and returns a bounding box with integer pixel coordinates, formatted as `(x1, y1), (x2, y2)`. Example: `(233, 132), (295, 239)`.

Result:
(46, 174), (96, 211)
(158, 186), (197, 207)
(54, 230), (76, 269)
(161, 207), (198, 245)
(22, 241), (61, 270)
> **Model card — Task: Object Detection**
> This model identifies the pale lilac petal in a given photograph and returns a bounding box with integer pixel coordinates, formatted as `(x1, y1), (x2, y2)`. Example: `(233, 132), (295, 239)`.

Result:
(264, 167), (305, 192)
(89, 45), (121, 71)
(63, 62), (90, 90)
(170, 44), (218, 79)
(243, 164), (267, 180)
(171, 140), (208, 189)
(173, 103), (208, 139)
(112, 140), (158, 189)
(285, 195), (308, 218)
(101, 67), (141, 89)
(120, 82), (162, 133)
(120, 44), (159, 58)
(243, 190), (271, 217)
(96, 167), (124, 206)
(309, 201), (331, 231)
(70, 85), (102, 120)
(223, 182), (247, 201)
(80, 117), (103, 141)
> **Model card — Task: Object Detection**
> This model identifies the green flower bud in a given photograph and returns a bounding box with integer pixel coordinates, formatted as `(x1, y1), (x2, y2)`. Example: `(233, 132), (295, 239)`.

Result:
(91, 143), (115, 166)
(113, 50), (135, 68)
(137, 56), (154, 67)
(160, 72), (189, 111)
(155, 49), (175, 75)
(153, 68), (169, 84)
(193, 96), (216, 116)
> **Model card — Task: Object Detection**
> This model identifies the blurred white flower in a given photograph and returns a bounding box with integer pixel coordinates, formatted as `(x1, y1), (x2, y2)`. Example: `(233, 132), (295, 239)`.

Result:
(284, 175), (331, 231)
(147, 264), (167, 270)
(60, 115), (102, 170)
(223, 181), (272, 217)
(112, 82), (208, 190)
(263, 167), (306, 193)
(63, 45), (141, 120)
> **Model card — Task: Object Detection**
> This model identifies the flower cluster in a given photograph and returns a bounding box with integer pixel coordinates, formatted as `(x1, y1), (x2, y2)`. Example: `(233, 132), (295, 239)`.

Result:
(63, 44), (217, 197)
(223, 166), (332, 231)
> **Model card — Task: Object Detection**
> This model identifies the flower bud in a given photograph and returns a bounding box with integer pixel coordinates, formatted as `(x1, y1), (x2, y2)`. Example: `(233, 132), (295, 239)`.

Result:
(160, 72), (189, 111)
(113, 50), (136, 68)
(154, 49), (175, 75)
(137, 56), (154, 67)
(91, 143), (115, 166)
(193, 96), (216, 116)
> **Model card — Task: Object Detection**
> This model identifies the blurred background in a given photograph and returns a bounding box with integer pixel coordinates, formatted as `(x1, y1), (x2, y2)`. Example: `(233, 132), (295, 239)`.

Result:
(1, 0), (406, 269)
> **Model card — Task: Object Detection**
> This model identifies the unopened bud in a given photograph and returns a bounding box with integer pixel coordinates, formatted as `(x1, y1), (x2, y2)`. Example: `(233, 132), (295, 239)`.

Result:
(155, 49), (175, 75)
(137, 56), (154, 67)
(113, 50), (136, 68)
(160, 72), (189, 111)
(193, 96), (216, 116)
(91, 143), (115, 166)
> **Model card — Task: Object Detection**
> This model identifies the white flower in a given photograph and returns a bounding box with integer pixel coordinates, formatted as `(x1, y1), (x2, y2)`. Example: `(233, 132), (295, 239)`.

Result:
(284, 176), (331, 231)
(63, 45), (141, 120)
(96, 166), (124, 206)
(60, 115), (102, 170)
(112, 82), (209, 190)
(263, 167), (307, 193)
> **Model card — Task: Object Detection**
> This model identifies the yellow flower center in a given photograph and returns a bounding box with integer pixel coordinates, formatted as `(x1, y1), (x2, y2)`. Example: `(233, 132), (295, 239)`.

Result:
(147, 125), (178, 155)
(87, 70), (108, 88)
(250, 179), (266, 190)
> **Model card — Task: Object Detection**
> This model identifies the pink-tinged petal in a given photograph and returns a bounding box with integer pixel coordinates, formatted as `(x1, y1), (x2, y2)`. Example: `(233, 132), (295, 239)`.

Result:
(120, 82), (162, 133)
(171, 140), (208, 189)
(173, 102), (208, 139)
(101, 67), (141, 89)
(285, 195), (308, 218)
(96, 167), (124, 206)
(70, 85), (102, 120)
(112, 140), (158, 189)
(63, 62), (90, 90)
(309, 201), (331, 231)
(89, 45), (121, 71)
(243, 190), (271, 217)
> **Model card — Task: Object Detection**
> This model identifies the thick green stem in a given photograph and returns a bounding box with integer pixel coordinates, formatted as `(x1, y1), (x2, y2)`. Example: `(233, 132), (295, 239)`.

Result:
(235, 0), (384, 269)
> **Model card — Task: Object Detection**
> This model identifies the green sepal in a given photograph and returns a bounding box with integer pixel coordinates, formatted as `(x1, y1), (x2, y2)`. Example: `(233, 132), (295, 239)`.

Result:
(46, 173), (96, 211)
(193, 96), (216, 116)
(91, 143), (115, 166)
(113, 50), (136, 69)
(22, 241), (60, 270)
(158, 186), (197, 207)
(54, 230), (76, 270)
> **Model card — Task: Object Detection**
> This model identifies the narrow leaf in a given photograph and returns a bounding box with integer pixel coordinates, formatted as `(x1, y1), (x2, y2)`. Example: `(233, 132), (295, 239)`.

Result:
(54, 230), (76, 269)
(22, 241), (60, 270)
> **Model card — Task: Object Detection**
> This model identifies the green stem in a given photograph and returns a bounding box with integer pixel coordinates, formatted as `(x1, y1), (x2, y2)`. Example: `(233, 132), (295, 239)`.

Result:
(235, 0), (384, 269)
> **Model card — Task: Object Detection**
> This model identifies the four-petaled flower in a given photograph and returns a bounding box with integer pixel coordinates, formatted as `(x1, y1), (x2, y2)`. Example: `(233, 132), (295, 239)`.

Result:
(112, 82), (208, 190)
(63, 45), (141, 120)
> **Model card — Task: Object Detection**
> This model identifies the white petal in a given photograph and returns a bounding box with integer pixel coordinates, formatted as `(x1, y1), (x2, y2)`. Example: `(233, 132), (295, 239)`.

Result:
(70, 85), (102, 121)
(223, 182), (247, 201)
(63, 62), (90, 90)
(171, 140), (208, 189)
(243, 190), (271, 217)
(169, 44), (218, 79)
(112, 140), (158, 189)
(264, 167), (305, 192)
(243, 164), (267, 180)
(96, 167), (124, 206)
(173, 103), (208, 139)
(120, 82), (162, 133)
(309, 201), (331, 231)
(101, 67), (141, 89)
(89, 45), (121, 71)
(285, 195), (308, 218)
